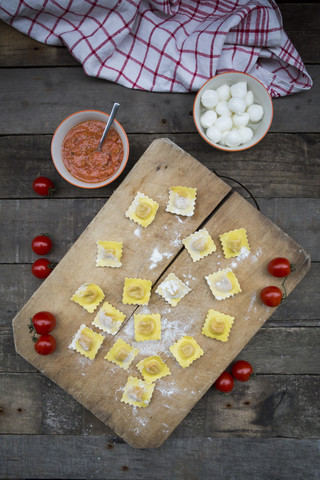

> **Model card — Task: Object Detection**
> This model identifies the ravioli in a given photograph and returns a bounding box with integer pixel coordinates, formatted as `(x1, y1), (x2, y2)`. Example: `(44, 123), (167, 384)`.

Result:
(125, 191), (159, 227)
(96, 240), (123, 268)
(219, 228), (250, 259)
(122, 278), (152, 305)
(71, 283), (104, 313)
(201, 309), (234, 342)
(166, 186), (197, 216)
(121, 376), (155, 408)
(155, 272), (191, 307)
(170, 335), (204, 368)
(136, 355), (171, 383)
(205, 268), (241, 300)
(68, 324), (104, 360)
(92, 301), (126, 335)
(134, 313), (161, 342)
(104, 338), (139, 370)
(182, 228), (216, 262)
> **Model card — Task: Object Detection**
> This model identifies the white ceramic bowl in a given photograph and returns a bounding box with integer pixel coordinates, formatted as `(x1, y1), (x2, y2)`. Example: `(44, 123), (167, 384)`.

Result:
(51, 110), (129, 188)
(193, 72), (273, 151)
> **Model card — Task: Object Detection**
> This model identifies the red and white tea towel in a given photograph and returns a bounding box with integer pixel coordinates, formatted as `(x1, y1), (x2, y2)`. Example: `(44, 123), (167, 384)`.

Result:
(0, 0), (312, 96)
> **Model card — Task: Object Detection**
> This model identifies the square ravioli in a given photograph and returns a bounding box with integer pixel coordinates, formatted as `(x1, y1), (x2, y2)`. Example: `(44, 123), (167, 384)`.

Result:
(92, 301), (126, 335)
(219, 228), (250, 259)
(122, 278), (152, 305)
(202, 309), (234, 342)
(137, 355), (171, 382)
(170, 335), (204, 368)
(121, 376), (155, 408)
(96, 240), (123, 267)
(155, 272), (191, 307)
(69, 324), (104, 360)
(166, 186), (197, 216)
(104, 338), (139, 370)
(182, 228), (216, 262)
(71, 283), (104, 313)
(125, 191), (159, 227)
(134, 313), (161, 342)
(205, 268), (241, 300)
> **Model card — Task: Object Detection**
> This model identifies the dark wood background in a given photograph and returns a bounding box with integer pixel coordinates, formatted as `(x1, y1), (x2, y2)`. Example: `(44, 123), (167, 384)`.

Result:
(0, 2), (319, 478)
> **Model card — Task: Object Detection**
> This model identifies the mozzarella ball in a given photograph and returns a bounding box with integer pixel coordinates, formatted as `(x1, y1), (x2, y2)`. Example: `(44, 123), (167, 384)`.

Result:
(219, 131), (229, 146)
(215, 115), (233, 132)
(245, 90), (254, 107)
(239, 126), (253, 144)
(217, 84), (231, 101)
(232, 112), (249, 128)
(225, 129), (243, 147)
(206, 126), (222, 144)
(200, 110), (217, 128)
(201, 89), (219, 109)
(215, 101), (232, 117)
(228, 97), (246, 115)
(230, 81), (247, 98)
(247, 104), (264, 122)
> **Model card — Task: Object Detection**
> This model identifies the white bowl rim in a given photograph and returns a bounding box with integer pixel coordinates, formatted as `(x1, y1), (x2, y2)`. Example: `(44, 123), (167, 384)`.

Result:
(51, 109), (129, 189)
(193, 71), (273, 152)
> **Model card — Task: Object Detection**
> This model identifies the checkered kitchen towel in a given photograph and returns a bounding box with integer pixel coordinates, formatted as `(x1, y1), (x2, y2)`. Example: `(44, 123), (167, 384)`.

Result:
(0, 0), (312, 96)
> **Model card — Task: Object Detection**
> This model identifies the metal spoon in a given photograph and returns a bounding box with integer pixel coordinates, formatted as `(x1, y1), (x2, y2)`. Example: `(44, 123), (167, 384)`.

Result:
(97, 102), (120, 151)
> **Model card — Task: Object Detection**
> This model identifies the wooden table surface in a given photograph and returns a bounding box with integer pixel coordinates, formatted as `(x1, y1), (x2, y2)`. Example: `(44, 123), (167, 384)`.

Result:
(0, 2), (319, 479)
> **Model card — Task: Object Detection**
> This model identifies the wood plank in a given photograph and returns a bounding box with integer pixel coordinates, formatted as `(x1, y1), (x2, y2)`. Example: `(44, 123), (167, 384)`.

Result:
(2, 325), (320, 375)
(1, 197), (319, 264)
(1, 373), (319, 438)
(0, 435), (319, 479)
(0, 66), (319, 135)
(10, 145), (310, 448)
(0, 21), (78, 67)
(0, 133), (319, 200)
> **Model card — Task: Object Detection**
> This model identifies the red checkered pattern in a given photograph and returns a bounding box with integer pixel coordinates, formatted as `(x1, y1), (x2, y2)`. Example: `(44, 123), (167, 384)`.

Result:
(0, 0), (312, 96)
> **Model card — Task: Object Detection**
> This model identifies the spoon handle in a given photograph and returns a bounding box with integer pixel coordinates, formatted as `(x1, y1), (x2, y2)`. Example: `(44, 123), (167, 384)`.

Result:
(97, 103), (120, 151)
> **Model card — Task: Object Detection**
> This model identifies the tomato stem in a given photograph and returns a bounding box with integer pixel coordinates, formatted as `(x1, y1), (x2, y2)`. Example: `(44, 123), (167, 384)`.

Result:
(281, 277), (288, 301)
(28, 319), (38, 342)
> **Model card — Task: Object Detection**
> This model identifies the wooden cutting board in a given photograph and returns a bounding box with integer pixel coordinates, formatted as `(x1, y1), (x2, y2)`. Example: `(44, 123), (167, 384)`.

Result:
(12, 138), (310, 448)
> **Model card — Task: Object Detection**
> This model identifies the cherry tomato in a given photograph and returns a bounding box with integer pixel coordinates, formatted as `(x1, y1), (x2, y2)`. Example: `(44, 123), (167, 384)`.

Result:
(34, 334), (56, 355)
(31, 311), (56, 335)
(268, 257), (292, 278)
(32, 235), (52, 255)
(31, 258), (54, 279)
(32, 177), (55, 196)
(231, 360), (253, 382)
(214, 371), (234, 393)
(260, 286), (282, 307)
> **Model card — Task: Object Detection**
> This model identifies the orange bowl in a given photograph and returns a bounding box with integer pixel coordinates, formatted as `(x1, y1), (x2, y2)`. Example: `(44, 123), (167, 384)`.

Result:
(193, 72), (273, 152)
(51, 110), (129, 188)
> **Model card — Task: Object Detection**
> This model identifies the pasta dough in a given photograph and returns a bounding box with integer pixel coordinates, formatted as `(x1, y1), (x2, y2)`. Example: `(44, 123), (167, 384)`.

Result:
(134, 313), (161, 342)
(136, 355), (171, 382)
(121, 376), (155, 408)
(205, 268), (241, 300)
(92, 301), (126, 335)
(96, 240), (123, 268)
(170, 335), (204, 368)
(155, 272), (191, 307)
(69, 324), (104, 360)
(71, 283), (104, 313)
(166, 186), (197, 216)
(201, 309), (234, 342)
(122, 278), (152, 305)
(125, 191), (159, 227)
(105, 338), (139, 370)
(182, 228), (216, 262)
(219, 228), (250, 258)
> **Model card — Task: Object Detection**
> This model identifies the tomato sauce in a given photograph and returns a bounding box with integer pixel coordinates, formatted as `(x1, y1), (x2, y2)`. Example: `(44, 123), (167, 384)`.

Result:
(62, 120), (124, 183)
